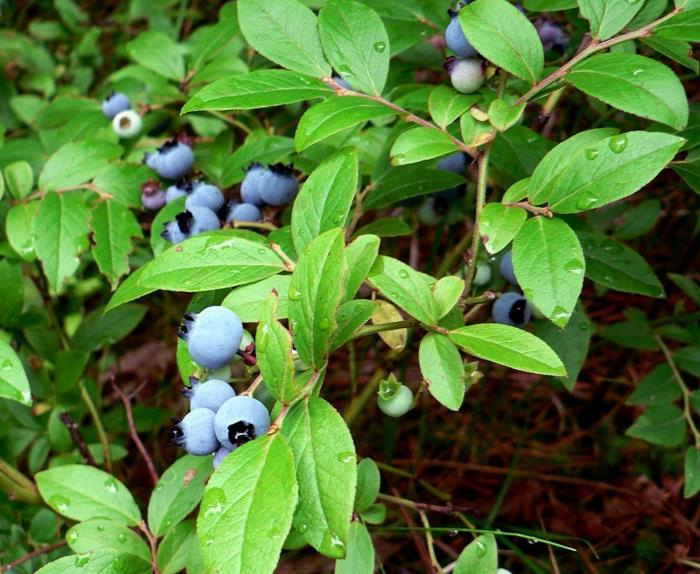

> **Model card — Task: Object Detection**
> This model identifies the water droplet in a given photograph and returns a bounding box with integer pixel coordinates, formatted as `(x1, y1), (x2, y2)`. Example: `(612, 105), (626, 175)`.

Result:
(288, 288), (302, 301)
(164, 519), (173, 528)
(578, 322), (589, 332)
(575, 192), (597, 210)
(398, 269), (409, 279)
(583, 238), (597, 251)
(601, 240), (623, 255)
(338, 65), (352, 75)
(117, 533), (126, 543)
(204, 537), (215, 546)
(632, 68), (644, 76)
(475, 540), (487, 557)
(551, 306), (571, 326)
(257, 325), (270, 352)
(337, 451), (355, 464)
(203, 488), (226, 517)
(49, 494), (70, 514)
(564, 259), (584, 275)
(97, 524), (105, 532)
(268, 527), (282, 539)
(2, 359), (12, 370)
(527, 537), (538, 544)
(298, 523), (309, 534)
(447, 529), (459, 537)
(333, 213), (345, 224)
(155, 485), (163, 491)
(392, 153), (406, 165)
(104, 478), (118, 494)
(68, 530), (79, 543)
(319, 318), (331, 330)
(373, 41), (386, 53)
(74, 554), (90, 567)
(113, 557), (128, 573)
(609, 134), (628, 153)
(584, 148), (599, 160)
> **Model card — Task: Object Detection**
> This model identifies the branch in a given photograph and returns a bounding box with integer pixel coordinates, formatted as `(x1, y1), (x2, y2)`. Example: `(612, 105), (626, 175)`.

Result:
(59, 412), (97, 467)
(0, 541), (66, 573)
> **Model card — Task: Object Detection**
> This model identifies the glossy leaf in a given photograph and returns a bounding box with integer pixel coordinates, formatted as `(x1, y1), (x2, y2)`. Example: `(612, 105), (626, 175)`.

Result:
(127, 31), (185, 80)
(419, 333), (466, 411)
(0, 339), (31, 405)
(390, 128), (459, 166)
(578, 0), (643, 39)
(334, 521), (374, 574)
(222, 274), (292, 322)
(479, 203), (527, 255)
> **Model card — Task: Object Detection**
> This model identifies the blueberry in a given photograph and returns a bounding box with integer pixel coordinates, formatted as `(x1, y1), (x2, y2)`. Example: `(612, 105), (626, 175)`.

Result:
(444, 57), (484, 94)
(101, 92), (130, 119)
(332, 74), (353, 90)
(377, 384), (413, 418)
(212, 445), (234, 469)
(141, 188), (166, 211)
(170, 408), (219, 456)
(445, 10), (477, 58)
(226, 202), (262, 223)
(492, 292), (531, 327)
(143, 151), (160, 171)
(178, 306), (244, 369)
(240, 163), (266, 207)
(187, 206), (220, 235)
(497, 569), (513, 574)
(437, 152), (467, 175)
(161, 207), (220, 244)
(112, 110), (142, 138)
(165, 181), (189, 203)
(258, 164), (298, 206)
(536, 18), (568, 52)
(473, 262), (492, 286)
(417, 198), (442, 226)
(147, 139), (194, 181)
(213, 396), (271, 450)
(182, 377), (236, 412)
(499, 249), (517, 285)
(185, 182), (225, 212)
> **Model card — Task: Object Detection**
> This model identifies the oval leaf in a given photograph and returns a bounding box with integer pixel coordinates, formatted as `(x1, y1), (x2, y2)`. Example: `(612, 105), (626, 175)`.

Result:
(419, 333), (466, 411)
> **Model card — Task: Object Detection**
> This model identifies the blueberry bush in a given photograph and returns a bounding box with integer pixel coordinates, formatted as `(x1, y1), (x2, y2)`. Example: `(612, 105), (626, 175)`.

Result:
(0, 0), (699, 572)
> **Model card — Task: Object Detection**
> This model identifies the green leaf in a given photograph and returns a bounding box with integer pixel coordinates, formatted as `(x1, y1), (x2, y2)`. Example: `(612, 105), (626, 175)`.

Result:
(488, 99), (526, 132)
(668, 273), (700, 306)
(612, 199), (661, 240)
(182, 70), (333, 113)
(105, 267), (156, 313)
(626, 404), (685, 447)
(512, 217), (584, 327)
(197, 434), (297, 574)
(295, 97), (394, 151)
(71, 304), (146, 352)
(676, 346), (700, 377)
(642, 37), (699, 74)
(528, 128), (618, 205)
(0, 339), (31, 405)
(479, 203), (527, 255)
(626, 364), (681, 406)
(148, 455), (213, 537)
(35, 551), (150, 574)
(156, 520), (199, 574)
(4, 160), (34, 198)
(222, 274), (292, 322)
(655, 8), (700, 42)
(34, 191), (91, 294)
(36, 465), (141, 525)
(282, 397), (356, 558)
(332, 300), (377, 350)
(344, 234), (380, 301)
(257, 293), (299, 403)
(221, 135), (295, 187)
(578, 231), (665, 297)
(533, 302), (591, 390)
(237, 0), (331, 78)
(127, 31), (185, 81)
(490, 126), (554, 188)
(450, 324), (566, 376)
(534, 131), (684, 213)
(334, 521), (375, 574)
(66, 519), (151, 564)
(137, 233), (285, 292)
(428, 86), (478, 129)
(39, 140), (122, 192)
(91, 200), (143, 289)
(460, 0), (544, 83)
(93, 164), (151, 208)
(0, 261), (23, 327)
(577, 0), (643, 40)
(433, 276), (464, 320)
(673, 149), (700, 194)
(319, 0), (390, 95)
(354, 459), (380, 513)
(368, 256), (440, 325)
(390, 127), (459, 166)
(364, 166), (464, 209)
(150, 197), (187, 257)
(288, 228), (347, 368)
(454, 534), (498, 574)
(565, 54), (689, 130)
(6, 201), (39, 260)
(684, 447), (700, 498)
(419, 333), (466, 411)
(292, 148), (358, 253)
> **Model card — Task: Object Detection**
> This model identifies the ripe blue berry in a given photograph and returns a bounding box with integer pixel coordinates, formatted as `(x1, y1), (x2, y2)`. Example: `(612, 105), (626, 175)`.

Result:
(178, 306), (244, 369)
(437, 152), (467, 175)
(332, 74), (353, 90)
(445, 10), (477, 58)
(499, 249), (518, 286)
(226, 202), (262, 223)
(378, 384), (413, 418)
(214, 396), (271, 450)
(141, 188), (166, 211)
(212, 445), (234, 469)
(147, 139), (194, 181)
(258, 164), (298, 206)
(536, 18), (568, 52)
(112, 110), (142, 138)
(182, 377), (236, 412)
(492, 292), (531, 327)
(170, 408), (219, 456)
(161, 207), (220, 244)
(185, 182), (225, 212)
(240, 164), (266, 207)
(101, 92), (130, 119)
(165, 182), (189, 203)
(444, 57), (484, 94)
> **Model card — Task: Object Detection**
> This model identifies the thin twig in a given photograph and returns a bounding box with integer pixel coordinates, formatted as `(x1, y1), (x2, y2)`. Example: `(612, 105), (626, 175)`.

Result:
(0, 541), (67, 573)
(269, 243), (296, 271)
(78, 380), (112, 473)
(504, 201), (553, 217)
(112, 380), (160, 486)
(420, 511), (444, 574)
(59, 412), (97, 467)
(138, 521), (161, 574)
(462, 146), (491, 295)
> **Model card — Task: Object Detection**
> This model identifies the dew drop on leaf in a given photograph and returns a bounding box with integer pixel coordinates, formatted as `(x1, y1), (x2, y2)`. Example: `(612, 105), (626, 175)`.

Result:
(49, 494), (70, 514)
(584, 148), (599, 160)
(117, 533), (126, 543)
(609, 134), (628, 154)
(398, 269), (409, 279)
(337, 451), (355, 464)
(475, 540), (487, 557)
(575, 192), (597, 210)
(564, 259), (584, 275)
(74, 553), (90, 568)
(373, 41), (386, 53)
(297, 523), (309, 534)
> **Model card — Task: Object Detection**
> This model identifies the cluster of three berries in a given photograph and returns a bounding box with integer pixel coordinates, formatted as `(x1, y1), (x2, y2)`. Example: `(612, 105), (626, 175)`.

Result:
(101, 91), (142, 138)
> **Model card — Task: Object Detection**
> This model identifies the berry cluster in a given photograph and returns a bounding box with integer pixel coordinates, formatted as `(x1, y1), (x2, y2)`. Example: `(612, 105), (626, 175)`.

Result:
(101, 91), (142, 138)
(171, 306), (270, 469)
